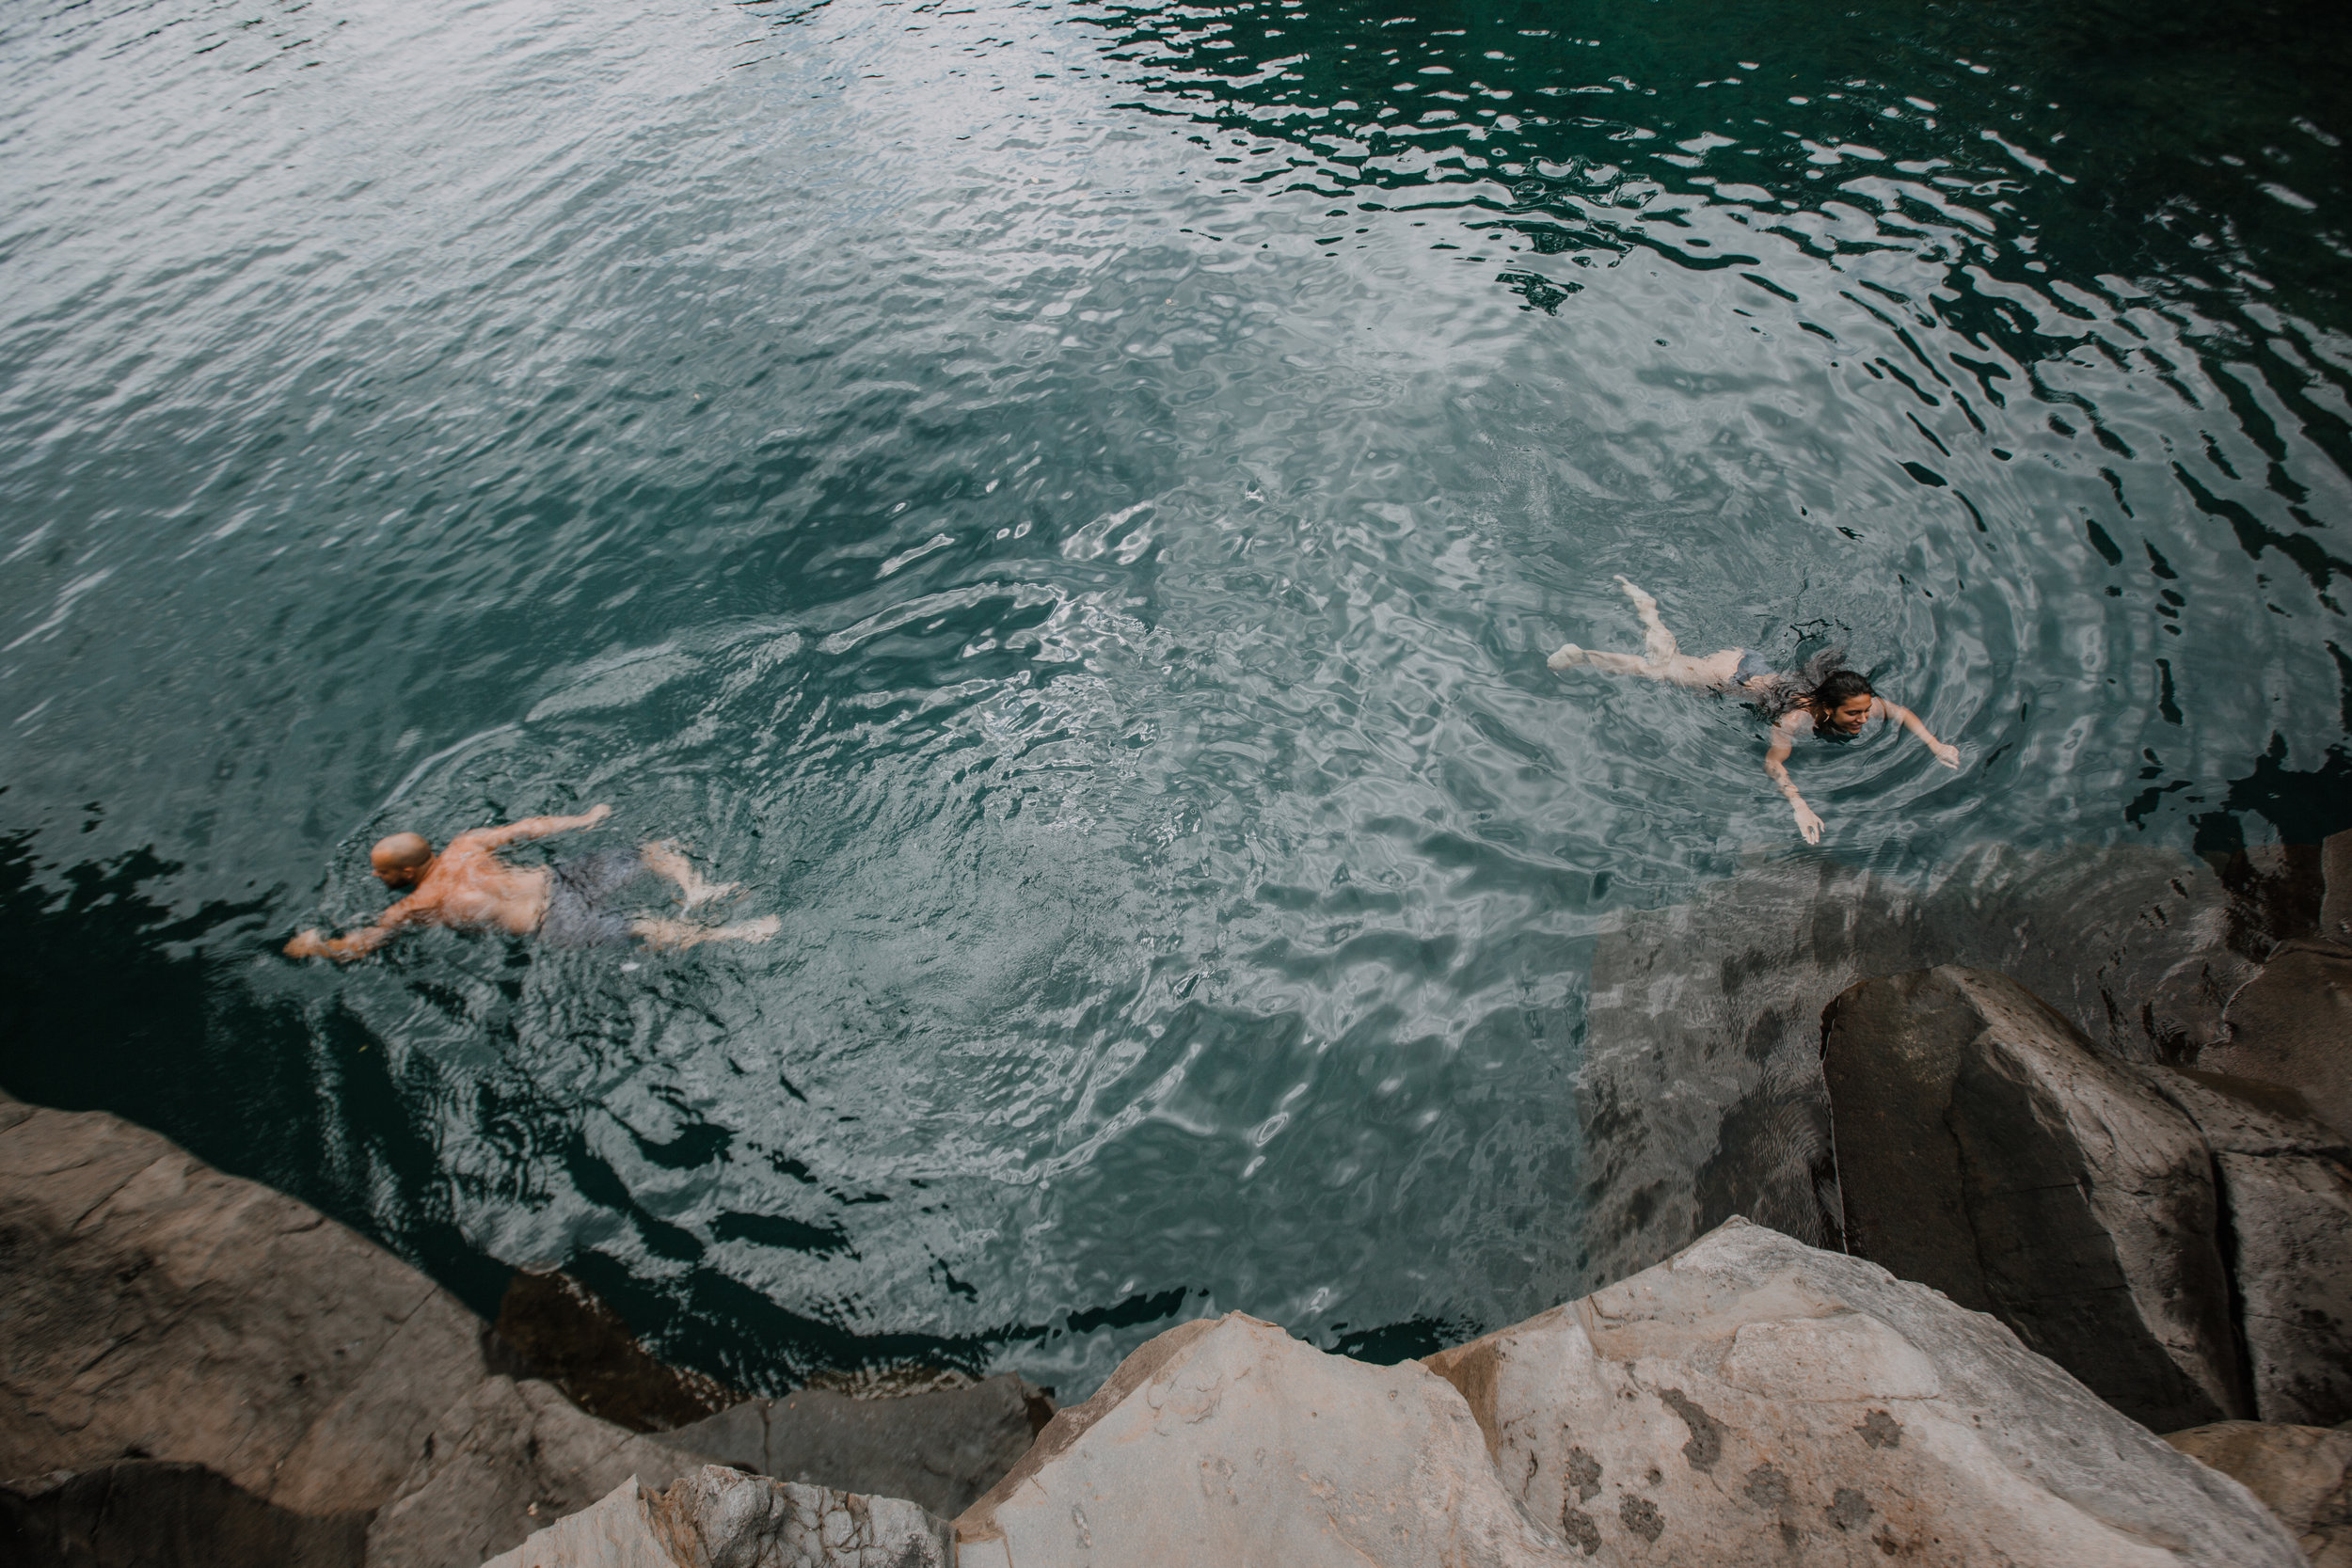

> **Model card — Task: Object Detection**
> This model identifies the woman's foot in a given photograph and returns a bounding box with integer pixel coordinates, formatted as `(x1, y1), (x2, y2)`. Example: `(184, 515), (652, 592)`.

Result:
(1548, 643), (1587, 671)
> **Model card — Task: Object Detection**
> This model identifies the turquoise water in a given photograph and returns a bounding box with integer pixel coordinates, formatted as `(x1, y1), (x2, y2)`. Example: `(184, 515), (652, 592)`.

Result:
(3, 0), (2348, 1395)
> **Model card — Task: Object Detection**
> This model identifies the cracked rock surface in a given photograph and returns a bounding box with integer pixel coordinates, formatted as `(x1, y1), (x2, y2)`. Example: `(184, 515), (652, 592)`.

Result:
(0, 1087), (714, 1568)
(1426, 1219), (2300, 1568)
(479, 1465), (952, 1568)
(0, 1088), (492, 1516)
(948, 1218), (2296, 1567)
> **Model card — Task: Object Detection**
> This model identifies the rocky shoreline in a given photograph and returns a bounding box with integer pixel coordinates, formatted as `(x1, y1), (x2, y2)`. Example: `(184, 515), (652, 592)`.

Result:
(5, 832), (2347, 1566)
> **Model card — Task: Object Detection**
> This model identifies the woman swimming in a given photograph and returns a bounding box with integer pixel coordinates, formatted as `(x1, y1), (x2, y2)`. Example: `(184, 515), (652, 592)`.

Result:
(1548, 577), (1961, 844)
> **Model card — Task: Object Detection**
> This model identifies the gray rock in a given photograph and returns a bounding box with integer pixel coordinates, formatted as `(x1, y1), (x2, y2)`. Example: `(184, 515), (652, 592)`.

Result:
(950, 1219), (2298, 1567)
(364, 1375), (712, 1568)
(1579, 843), (2253, 1291)
(480, 1466), (952, 1568)
(0, 1088), (493, 1515)
(0, 1086), (739, 1568)
(2166, 1421), (2352, 1567)
(2156, 1072), (2352, 1426)
(955, 1312), (1571, 1568)
(659, 1375), (1048, 1520)
(1822, 966), (2249, 1431)
(1428, 1218), (2301, 1568)
(2324, 830), (2352, 946)
(2204, 941), (2352, 1145)
(0, 1461), (369, 1568)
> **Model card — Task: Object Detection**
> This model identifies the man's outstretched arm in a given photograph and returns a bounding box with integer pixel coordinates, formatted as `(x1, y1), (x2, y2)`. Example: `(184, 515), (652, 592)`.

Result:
(473, 801), (612, 848)
(1883, 703), (1961, 768)
(286, 899), (417, 961)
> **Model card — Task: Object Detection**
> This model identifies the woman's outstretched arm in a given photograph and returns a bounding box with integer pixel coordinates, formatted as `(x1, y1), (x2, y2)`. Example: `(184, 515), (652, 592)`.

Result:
(1764, 720), (1825, 844)
(1882, 702), (1961, 768)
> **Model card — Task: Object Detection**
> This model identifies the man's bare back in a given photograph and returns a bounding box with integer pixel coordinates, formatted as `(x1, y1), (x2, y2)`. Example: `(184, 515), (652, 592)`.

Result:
(285, 803), (776, 961)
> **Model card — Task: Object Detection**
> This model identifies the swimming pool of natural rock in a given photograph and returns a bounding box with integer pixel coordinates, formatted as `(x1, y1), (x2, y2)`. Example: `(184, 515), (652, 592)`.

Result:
(2, 0), (2347, 1399)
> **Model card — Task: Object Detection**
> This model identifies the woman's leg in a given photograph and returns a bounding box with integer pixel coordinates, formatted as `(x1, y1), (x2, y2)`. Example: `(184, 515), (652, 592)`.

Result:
(1549, 578), (1740, 688)
(1614, 575), (1678, 661)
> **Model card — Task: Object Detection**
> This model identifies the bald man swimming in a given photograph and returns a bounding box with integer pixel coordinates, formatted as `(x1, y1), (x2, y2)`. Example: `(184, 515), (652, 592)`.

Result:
(284, 803), (777, 961)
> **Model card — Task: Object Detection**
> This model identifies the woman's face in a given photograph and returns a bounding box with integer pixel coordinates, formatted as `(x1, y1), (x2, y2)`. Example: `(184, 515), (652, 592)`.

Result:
(1824, 695), (1875, 734)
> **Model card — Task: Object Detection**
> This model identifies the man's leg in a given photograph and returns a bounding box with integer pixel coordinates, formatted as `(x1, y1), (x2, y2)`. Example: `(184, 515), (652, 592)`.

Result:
(640, 841), (739, 911)
(630, 915), (780, 951)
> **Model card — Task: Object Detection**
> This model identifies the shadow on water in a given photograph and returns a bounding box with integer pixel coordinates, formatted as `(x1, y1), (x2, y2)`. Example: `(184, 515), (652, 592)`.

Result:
(0, 814), (1467, 1384)
(0, 817), (976, 1387)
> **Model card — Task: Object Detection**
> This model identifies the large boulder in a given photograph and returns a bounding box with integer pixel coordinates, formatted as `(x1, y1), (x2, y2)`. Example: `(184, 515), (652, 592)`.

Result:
(1578, 843), (2253, 1291)
(2201, 941), (2352, 1144)
(946, 1221), (2296, 1568)
(1821, 966), (2249, 1431)
(0, 1087), (726, 1568)
(2165, 1421), (2352, 1567)
(1425, 1218), (2299, 1567)
(480, 1465), (952, 1568)
(2153, 1073), (2352, 1426)
(0, 1090), (492, 1514)
(954, 1312), (1573, 1568)
(660, 1373), (1051, 1519)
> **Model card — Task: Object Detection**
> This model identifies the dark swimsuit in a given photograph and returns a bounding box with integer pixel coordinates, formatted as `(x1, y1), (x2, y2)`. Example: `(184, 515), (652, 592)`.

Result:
(1732, 649), (1774, 687)
(539, 847), (652, 947)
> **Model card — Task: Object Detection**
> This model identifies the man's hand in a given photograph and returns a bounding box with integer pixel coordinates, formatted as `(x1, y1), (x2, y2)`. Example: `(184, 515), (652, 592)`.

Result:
(581, 802), (612, 826)
(1792, 801), (1824, 845)
(1931, 740), (1961, 768)
(285, 929), (330, 959)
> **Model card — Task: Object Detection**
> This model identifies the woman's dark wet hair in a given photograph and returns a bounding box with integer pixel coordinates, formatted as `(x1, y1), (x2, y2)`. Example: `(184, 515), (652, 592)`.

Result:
(1808, 669), (1877, 713)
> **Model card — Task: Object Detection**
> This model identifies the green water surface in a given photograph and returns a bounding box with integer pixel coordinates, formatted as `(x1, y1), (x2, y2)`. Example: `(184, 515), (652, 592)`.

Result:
(3, 0), (2348, 1395)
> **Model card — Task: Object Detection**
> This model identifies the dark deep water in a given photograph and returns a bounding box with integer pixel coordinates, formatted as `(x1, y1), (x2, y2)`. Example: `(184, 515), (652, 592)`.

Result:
(4, 0), (2350, 1397)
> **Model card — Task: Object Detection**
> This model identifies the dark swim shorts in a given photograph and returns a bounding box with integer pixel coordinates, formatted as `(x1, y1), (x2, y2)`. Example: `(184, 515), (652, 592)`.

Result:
(539, 847), (653, 948)
(1733, 648), (1774, 686)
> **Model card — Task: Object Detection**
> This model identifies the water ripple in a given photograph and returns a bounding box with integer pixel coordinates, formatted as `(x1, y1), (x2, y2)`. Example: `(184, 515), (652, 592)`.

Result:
(2, 0), (2347, 1394)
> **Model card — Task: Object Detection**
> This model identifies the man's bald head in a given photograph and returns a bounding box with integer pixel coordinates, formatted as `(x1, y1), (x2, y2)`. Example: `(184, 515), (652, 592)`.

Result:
(370, 832), (434, 885)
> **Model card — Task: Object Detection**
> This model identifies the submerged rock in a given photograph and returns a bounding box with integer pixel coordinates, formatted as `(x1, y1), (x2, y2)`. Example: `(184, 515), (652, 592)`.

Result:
(1577, 842), (2251, 1291)
(1820, 965), (2249, 1431)
(1426, 1218), (2298, 1568)
(2165, 1422), (2352, 1567)
(480, 1465), (952, 1568)
(660, 1373), (1052, 1520)
(492, 1269), (738, 1433)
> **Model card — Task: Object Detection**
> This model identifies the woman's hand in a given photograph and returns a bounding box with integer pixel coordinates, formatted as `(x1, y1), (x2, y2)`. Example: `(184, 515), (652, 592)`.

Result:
(1792, 801), (1824, 845)
(1931, 740), (1960, 768)
(285, 929), (329, 958)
